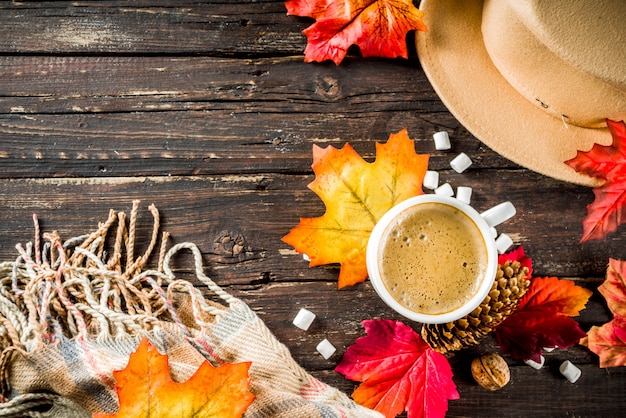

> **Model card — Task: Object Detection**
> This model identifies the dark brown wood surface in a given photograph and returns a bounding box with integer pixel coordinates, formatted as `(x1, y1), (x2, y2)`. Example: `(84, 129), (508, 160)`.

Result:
(1, 1), (625, 417)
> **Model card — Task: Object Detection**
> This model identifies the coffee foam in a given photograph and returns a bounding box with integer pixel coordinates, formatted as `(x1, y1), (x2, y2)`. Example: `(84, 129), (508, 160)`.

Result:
(378, 202), (488, 315)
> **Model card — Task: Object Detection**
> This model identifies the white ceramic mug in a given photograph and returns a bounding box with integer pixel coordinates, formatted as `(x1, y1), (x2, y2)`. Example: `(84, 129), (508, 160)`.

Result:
(366, 195), (515, 324)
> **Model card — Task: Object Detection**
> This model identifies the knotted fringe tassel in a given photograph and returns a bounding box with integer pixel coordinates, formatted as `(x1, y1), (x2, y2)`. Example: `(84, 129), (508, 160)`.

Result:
(0, 200), (234, 350)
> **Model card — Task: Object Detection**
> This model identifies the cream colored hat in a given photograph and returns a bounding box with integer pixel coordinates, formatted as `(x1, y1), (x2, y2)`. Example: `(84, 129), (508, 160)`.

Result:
(416, 0), (626, 186)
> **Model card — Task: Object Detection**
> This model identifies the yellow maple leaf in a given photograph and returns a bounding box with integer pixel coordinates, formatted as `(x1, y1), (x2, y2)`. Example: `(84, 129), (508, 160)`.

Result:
(93, 337), (254, 418)
(282, 129), (429, 288)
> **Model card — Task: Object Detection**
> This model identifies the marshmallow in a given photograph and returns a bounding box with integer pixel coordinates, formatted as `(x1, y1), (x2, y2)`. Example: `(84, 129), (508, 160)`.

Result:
(302, 253), (310, 261)
(434, 183), (454, 197)
(456, 186), (472, 204)
(559, 360), (581, 383)
(543, 347), (556, 352)
(433, 131), (451, 150)
(292, 308), (316, 331)
(524, 355), (545, 370)
(423, 170), (440, 190)
(495, 233), (513, 254)
(480, 201), (516, 228)
(316, 339), (336, 359)
(450, 152), (472, 173)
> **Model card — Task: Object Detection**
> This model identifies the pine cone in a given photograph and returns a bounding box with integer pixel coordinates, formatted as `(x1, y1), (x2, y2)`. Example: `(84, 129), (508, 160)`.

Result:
(421, 260), (530, 353)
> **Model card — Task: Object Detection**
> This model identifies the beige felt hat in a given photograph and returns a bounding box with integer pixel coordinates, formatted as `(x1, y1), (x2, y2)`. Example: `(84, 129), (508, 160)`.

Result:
(416, 0), (626, 186)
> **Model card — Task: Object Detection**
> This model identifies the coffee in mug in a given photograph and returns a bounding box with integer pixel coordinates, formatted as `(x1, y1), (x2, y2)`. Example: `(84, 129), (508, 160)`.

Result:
(367, 195), (504, 324)
(379, 201), (488, 315)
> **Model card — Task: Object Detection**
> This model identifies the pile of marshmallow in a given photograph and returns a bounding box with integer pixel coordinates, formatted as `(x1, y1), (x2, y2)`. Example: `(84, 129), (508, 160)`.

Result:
(427, 131), (514, 255)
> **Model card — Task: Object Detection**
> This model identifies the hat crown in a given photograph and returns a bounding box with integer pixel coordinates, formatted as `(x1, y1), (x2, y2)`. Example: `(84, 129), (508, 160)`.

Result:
(482, 0), (626, 128)
(514, 0), (626, 89)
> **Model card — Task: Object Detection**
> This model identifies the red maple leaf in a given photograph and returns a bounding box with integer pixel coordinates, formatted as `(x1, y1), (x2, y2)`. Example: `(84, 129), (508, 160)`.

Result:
(566, 119), (626, 242)
(582, 258), (626, 367)
(335, 319), (459, 418)
(285, 0), (427, 65)
(493, 277), (592, 362)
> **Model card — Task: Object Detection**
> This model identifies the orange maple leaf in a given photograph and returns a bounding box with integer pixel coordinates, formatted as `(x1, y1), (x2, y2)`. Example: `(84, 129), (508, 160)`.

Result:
(93, 337), (254, 418)
(582, 258), (626, 367)
(282, 129), (428, 288)
(285, 0), (427, 65)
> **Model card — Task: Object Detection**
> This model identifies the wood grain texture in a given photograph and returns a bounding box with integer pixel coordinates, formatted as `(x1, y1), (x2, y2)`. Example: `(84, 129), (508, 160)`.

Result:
(0, 1), (303, 55)
(0, 55), (514, 178)
(0, 1), (624, 417)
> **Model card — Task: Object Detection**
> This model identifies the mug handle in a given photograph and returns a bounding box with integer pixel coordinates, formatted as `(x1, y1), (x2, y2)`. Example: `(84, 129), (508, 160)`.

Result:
(480, 201), (516, 228)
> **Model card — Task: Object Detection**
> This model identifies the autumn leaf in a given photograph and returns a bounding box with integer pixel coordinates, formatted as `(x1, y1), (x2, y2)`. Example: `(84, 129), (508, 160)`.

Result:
(93, 337), (254, 418)
(282, 129), (429, 288)
(285, 0), (427, 65)
(566, 119), (626, 242)
(494, 277), (592, 362)
(335, 319), (459, 418)
(582, 258), (626, 367)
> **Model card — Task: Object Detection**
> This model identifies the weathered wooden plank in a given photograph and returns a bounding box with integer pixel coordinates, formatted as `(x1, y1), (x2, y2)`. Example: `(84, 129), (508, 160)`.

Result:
(0, 56), (439, 114)
(0, 55), (519, 177)
(0, 1), (305, 55)
(0, 110), (512, 177)
(0, 174), (620, 281)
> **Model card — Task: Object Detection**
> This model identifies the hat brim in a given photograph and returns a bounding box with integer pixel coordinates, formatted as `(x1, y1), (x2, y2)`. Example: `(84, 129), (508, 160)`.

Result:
(416, 0), (608, 186)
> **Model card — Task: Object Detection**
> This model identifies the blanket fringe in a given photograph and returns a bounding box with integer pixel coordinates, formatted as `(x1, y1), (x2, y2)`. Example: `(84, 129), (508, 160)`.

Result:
(0, 200), (231, 370)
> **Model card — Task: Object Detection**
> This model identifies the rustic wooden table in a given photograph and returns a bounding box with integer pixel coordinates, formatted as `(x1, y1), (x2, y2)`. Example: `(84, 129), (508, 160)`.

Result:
(1, 1), (625, 417)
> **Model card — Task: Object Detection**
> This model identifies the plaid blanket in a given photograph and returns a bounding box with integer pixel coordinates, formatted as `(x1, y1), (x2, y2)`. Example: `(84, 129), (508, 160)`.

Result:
(0, 202), (382, 418)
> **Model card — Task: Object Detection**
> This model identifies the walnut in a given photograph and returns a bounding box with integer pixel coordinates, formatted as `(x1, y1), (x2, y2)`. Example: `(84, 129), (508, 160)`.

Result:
(471, 353), (510, 390)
